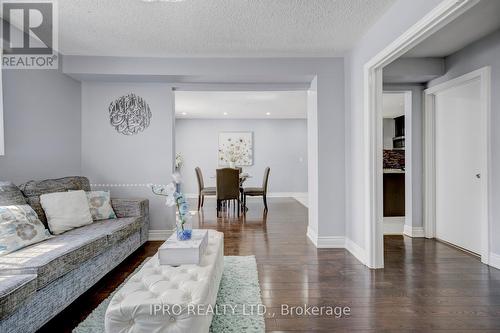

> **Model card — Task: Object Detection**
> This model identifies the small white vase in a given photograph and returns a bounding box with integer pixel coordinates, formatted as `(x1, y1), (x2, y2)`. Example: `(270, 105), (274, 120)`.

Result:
(229, 161), (236, 169)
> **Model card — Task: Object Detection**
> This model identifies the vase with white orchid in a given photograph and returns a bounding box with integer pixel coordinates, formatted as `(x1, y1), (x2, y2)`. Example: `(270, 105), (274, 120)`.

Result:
(225, 147), (243, 169)
(150, 172), (192, 241)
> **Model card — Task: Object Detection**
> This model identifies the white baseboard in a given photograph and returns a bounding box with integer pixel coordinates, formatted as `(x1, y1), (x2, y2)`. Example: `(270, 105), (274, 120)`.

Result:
(345, 238), (366, 265)
(148, 229), (174, 241)
(306, 227), (366, 264)
(316, 236), (345, 248)
(306, 226), (344, 248)
(403, 225), (425, 238)
(293, 194), (308, 208)
(185, 192), (307, 199)
(266, 192), (307, 198)
(383, 217), (404, 235)
(306, 226), (319, 247)
(489, 252), (500, 270)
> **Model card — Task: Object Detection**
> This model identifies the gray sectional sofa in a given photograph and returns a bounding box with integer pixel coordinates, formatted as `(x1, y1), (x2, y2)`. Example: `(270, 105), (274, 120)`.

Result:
(0, 177), (149, 333)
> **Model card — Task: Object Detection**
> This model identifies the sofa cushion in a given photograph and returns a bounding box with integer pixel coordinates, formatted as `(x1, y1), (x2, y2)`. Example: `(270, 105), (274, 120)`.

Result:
(0, 182), (27, 206)
(65, 217), (143, 244)
(0, 232), (107, 289)
(18, 177), (91, 228)
(0, 274), (37, 320)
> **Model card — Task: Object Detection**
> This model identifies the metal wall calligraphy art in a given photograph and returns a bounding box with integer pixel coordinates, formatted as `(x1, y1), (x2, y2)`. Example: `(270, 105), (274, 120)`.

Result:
(109, 93), (152, 135)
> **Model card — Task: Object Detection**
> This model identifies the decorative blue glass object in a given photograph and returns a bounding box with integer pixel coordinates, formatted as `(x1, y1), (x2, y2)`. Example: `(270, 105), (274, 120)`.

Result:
(176, 216), (192, 241)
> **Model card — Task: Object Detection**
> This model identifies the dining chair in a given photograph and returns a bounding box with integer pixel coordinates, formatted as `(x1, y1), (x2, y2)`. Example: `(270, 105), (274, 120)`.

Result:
(236, 167), (244, 202)
(216, 168), (241, 217)
(243, 167), (270, 211)
(195, 167), (216, 210)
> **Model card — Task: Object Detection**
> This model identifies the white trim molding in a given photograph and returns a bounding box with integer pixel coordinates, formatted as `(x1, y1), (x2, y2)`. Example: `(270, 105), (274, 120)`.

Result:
(293, 194), (308, 208)
(489, 253), (500, 270)
(424, 67), (491, 265)
(345, 238), (366, 265)
(403, 225), (425, 238)
(383, 217), (404, 235)
(315, 236), (345, 248)
(306, 226), (319, 246)
(363, 0), (480, 269)
(0, 63), (4, 156)
(266, 192), (308, 198)
(306, 227), (344, 248)
(185, 192), (307, 199)
(148, 229), (174, 241)
(306, 228), (366, 265)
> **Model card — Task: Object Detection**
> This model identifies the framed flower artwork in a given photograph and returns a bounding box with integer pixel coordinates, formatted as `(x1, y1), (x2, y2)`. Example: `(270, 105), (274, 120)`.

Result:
(218, 132), (253, 166)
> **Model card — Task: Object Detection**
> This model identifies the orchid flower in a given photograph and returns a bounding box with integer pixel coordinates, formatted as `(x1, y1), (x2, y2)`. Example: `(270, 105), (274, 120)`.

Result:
(149, 173), (191, 233)
(172, 171), (182, 184)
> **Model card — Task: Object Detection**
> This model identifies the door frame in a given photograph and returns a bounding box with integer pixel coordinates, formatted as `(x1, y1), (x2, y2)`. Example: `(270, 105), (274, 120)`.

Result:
(0, 66), (4, 156)
(423, 67), (491, 264)
(363, 0), (480, 268)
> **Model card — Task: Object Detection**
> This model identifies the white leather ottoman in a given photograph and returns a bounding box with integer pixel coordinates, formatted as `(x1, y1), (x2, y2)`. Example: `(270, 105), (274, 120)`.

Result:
(105, 230), (224, 333)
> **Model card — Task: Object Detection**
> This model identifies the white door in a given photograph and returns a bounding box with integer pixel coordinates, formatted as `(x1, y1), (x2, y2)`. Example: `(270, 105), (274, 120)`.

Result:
(435, 78), (483, 254)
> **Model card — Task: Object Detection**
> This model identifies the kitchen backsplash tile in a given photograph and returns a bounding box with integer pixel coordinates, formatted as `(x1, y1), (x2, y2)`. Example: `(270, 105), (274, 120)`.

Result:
(383, 149), (405, 169)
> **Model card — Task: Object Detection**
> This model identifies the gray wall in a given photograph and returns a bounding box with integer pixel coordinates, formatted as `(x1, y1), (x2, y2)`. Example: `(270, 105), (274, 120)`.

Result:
(428, 29), (500, 255)
(383, 118), (395, 149)
(175, 118), (308, 194)
(0, 66), (82, 184)
(81, 82), (175, 231)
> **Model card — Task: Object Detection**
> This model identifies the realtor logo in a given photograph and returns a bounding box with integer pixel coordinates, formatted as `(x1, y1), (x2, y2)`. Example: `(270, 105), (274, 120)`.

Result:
(1, 0), (58, 69)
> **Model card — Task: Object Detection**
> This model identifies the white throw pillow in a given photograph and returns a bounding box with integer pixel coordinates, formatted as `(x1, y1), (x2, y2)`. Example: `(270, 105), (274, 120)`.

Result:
(40, 190), (93, 234)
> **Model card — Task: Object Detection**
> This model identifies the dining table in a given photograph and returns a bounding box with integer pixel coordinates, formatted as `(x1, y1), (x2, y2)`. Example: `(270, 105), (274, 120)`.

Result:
(210, 173), (252, 185)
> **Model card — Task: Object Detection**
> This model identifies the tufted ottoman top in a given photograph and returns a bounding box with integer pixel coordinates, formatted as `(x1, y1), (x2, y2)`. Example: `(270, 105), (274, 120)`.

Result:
(105, 230), (224, 333)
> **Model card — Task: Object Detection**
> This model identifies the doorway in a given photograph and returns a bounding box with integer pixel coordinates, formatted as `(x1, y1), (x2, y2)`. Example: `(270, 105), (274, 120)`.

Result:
(363, 0), (486, 268)
(382, 91), (412, 236)
(173, 90), (308, 201)
(169, 83), (319, 243)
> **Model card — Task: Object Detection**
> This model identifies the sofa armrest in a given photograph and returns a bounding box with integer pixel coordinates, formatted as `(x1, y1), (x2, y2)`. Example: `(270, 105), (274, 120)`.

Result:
(111, 198), (149, 218)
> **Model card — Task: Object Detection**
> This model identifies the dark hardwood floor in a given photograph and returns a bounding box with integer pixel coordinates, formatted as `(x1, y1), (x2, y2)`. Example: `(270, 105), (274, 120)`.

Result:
(39, 197), (500, 332)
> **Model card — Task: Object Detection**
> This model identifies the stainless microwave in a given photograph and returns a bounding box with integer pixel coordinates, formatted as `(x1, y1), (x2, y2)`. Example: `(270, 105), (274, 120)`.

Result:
(393, 136), (405, 149)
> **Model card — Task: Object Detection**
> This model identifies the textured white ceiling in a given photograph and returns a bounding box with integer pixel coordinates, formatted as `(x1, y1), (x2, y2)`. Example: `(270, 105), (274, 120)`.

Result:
(58, 0), (395, 57)
(383, 93), (404, 118)
(175, 91), (307, 119)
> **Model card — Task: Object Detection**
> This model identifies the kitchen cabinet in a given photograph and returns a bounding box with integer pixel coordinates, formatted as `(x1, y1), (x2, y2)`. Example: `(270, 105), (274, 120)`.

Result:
(383, 172), (405, 217)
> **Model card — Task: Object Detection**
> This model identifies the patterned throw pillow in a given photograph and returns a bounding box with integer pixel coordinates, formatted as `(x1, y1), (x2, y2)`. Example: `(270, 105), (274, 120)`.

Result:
(0, 205), (52, 256)
(86, 191), (117, 221)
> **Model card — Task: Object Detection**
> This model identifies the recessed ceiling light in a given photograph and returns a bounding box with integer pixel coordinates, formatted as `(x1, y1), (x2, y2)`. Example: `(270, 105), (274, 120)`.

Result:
(266, 112), (271, 116)
(181, 112), (187, 116)
(223, 112), (228, 116)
